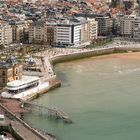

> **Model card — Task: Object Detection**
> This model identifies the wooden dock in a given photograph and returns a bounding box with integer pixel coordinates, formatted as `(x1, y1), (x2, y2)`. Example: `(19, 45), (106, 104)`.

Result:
(22, 101), (73, 123)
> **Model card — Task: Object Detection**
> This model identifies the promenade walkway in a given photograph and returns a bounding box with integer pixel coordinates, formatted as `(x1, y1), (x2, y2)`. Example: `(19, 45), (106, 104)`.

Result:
(11, 119), (44, 140)
(0, 98), (56, 140)
(33, 41), (140, 87)
(35, 41), (140, 61)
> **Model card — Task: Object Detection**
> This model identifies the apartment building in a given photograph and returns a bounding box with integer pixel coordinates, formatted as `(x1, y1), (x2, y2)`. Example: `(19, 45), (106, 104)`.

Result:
(87, 18), (98, 40)
(29, 21), (47, 44)
(46, 23), (56, 46)
(55, 18), (98, 47)
(119, 13), (140, 39)
(0, 21), (12, 46)
(55, 23), (73, 47)
(120, 14), (136, 37)
(55, 19), (82, 47)
(10, 20), (24, 43)
(80, 18), (98, 43)
(28, 17), (98, 47)
(95, 16), (113, 36)
(133, 16), (140, 38)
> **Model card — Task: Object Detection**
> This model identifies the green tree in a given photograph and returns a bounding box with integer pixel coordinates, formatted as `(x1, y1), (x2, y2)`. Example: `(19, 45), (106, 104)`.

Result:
(0, 44), (5, 50)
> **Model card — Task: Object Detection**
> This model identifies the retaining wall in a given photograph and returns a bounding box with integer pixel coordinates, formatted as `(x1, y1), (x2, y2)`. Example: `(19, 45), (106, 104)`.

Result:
(51, 47), (140, 65)
(0, 103), (50, 140)
(51, 48), (115, 65)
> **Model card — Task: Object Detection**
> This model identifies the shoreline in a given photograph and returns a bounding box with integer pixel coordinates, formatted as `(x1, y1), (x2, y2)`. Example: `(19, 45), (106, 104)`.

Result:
(1, 44), (140, 140)
(27, 45), (140, 101)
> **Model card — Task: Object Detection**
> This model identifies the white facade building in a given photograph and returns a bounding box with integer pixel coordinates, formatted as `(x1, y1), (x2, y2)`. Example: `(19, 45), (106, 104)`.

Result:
(74, 25), (82, 44)
(0, 21), (12, 46)
(133, 16), (140, 38)
(55, 18), (98, 47)
(56, 25), (72, 45)
(120, 13), (140, 39)
(120, 14), (136, 37)
(29, 18), (98, 47)
(87, 18), (98, 39)
(55, 20), (83, 47)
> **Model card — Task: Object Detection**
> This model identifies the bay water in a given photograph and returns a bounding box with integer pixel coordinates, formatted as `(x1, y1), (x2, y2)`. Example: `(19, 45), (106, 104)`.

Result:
(24, 54), (140, 140)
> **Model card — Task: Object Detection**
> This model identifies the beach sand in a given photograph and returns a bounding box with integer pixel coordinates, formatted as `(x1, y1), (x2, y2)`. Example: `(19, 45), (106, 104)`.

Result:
(91, 52), (140, 60)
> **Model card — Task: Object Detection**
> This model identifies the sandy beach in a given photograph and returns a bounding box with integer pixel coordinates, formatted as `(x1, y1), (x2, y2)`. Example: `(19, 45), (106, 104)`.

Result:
(89, 51), (140, 60)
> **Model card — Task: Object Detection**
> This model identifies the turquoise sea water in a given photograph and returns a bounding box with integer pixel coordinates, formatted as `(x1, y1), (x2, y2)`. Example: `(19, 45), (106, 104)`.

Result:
(24, 54), (140, 140)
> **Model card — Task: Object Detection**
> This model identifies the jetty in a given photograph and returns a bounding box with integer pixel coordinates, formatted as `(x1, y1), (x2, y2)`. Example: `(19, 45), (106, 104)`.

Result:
(22, 101), (72, 123)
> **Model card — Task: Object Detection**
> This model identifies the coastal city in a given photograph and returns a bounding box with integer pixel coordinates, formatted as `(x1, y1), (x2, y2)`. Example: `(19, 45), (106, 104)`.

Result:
(0, 0), (140, 140)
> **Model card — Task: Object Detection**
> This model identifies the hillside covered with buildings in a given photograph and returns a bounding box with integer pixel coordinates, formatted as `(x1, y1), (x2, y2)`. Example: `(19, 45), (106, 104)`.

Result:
(0, 0), (140, 48)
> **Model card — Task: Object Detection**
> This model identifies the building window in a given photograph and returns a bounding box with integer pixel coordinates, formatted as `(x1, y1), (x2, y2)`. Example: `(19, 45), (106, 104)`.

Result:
(15, 69), (18, 74)
(16, 77), (18, 80)
(2, 71), (5, 76)
(3, 79), (5, 83)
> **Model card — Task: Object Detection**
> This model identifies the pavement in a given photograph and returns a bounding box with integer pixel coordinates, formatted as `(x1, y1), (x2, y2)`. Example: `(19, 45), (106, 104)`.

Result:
(0, 97), (54, 140)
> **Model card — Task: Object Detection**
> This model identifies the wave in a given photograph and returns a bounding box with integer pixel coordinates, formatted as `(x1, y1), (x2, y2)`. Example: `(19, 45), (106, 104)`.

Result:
(117, 68), (140, 75)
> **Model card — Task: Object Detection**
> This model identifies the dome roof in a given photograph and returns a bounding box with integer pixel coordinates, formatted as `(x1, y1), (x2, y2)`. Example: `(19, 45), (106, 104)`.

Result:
(28, 55), (36, 65)
(6, 55), (17, 65)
